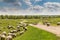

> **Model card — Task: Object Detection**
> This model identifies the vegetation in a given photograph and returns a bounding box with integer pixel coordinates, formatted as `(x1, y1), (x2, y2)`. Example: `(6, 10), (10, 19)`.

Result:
(0, 15), (60, 40)
(0, 15), (60, 19)
(0, 19), (59, 40)
(14, 26), (58, 40)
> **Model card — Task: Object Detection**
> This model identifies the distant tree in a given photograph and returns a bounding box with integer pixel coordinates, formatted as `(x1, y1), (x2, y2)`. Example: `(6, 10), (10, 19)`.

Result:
(0, 15), (4, 19)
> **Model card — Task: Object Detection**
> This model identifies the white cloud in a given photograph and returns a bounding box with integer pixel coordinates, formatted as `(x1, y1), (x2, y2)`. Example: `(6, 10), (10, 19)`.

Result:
(44, 2), (60, 12)
(1, 1), (60, 15)
(27, 5), (44, 12)
(24, 0), (32, 6)
(44, 2), (60, 8)
(26, 2), (60, 15)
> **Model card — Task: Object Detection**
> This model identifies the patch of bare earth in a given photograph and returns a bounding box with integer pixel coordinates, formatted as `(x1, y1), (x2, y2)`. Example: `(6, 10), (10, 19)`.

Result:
(29, 23), (60, 37)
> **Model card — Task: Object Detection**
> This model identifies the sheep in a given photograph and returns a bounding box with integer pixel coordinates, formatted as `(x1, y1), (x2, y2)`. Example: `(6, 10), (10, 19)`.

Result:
(16, 25), (21, 32)
(19, 22), (27, 27)
(0, 31), (7, 40)
(2, 31), (7, 36)
(10, 30), (17, 33)
(0, 34), (6, 40)
(46, 22), (50, 26)
(7, 25), (13, 29)
(0, 34), (1, 40)
(23, 23), (27, 27)
(20, 31), (24, 35)
(57, 22), (60, 25)
(22, 22), (28, 27)
(10, 30), (14, 33)
(6, 35), (12, 40)
(8, 33), (16, 38)
(11, 33), (16, 38)
(8, 33), (12, 36)
(13, 30), (17, 33)
(23, 27), (28, 31)
(20, 24), (24, 27)
(17, 26), (20, 29)
(17, 29), (20, 32)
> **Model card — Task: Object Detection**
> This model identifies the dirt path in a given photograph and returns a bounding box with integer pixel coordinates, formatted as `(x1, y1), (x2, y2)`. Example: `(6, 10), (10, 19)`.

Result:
(29, 23), (60, 36)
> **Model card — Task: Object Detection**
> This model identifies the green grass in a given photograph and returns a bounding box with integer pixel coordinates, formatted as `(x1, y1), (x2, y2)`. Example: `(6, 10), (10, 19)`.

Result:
(0, 19), (59, 40)
(0, 19), (21, 33)
(14, 26), (58, 40)
(42, 18), (60, 26)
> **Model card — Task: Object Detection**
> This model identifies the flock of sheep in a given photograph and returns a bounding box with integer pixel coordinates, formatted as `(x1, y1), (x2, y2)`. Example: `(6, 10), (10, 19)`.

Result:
(0, 20), (60, 40)
(0, 22), (28, 40)
(43, 22), (60, 26)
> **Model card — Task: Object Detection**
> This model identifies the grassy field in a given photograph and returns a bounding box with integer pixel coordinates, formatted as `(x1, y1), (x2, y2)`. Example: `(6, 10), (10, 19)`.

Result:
(0, 19), (59, 40)
(0, 19), (21, 34)
(24, 18), (60, 26)
(14, 26), (58, 40)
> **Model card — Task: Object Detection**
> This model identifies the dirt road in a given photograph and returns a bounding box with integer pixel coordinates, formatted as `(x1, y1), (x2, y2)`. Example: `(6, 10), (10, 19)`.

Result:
(29, 23), (60, 36)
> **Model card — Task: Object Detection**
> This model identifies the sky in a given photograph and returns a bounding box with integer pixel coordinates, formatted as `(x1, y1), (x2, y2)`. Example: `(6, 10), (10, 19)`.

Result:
(0, 0), (60, 15)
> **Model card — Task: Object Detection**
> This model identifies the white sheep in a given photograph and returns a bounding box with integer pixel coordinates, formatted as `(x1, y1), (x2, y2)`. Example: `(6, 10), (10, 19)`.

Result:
(10, 30), (17, 33)
(8, 33), (16, 38)
(46, 22), (50, 26)
(0, 34), (6, 40)
(0, 34), (1, 40)
(6, 35), (12, 40)
(7, 25), (13, 29)
(11, 33), (16, 38)
(20, 31), (24, 35)
(23, 27), (28, 31)
(10, 30), (14, 33)
(13, 30), (17, 33)
(57, 22), (60, 25)
(17, 26), (20, 29)
(2, 31), (7, 36)
(8, 33), (12, 36)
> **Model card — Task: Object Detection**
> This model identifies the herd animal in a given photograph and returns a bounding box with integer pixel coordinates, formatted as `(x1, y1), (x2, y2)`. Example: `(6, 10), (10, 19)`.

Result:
(0, 21), (60, 40)
(43, 21), (60, 26)
(0, 22), (28, 40)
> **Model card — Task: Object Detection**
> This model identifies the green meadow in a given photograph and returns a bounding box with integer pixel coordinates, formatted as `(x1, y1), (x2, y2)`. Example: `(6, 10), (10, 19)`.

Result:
(0, 19), (59, 40)
(14, 26), (58, 40)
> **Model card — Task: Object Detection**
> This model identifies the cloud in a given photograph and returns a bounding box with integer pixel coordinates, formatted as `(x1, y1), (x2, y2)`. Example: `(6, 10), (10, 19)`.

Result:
(24, 0), (32, 6)
(0, 0), (60, 15)
(27, 5), (44, 12)
(28, 2), (60, 12)
(25, 2), (60, 15)
(3, 0), (21, 6)
(44, 2), (60, 12)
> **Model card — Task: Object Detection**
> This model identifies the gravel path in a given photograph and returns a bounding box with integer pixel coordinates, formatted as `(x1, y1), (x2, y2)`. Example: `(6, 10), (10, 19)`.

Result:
(29, 23), (60, 36)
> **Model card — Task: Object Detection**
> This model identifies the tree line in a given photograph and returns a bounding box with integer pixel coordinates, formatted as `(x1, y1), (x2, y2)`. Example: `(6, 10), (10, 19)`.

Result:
(0, 15), (60, 19)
